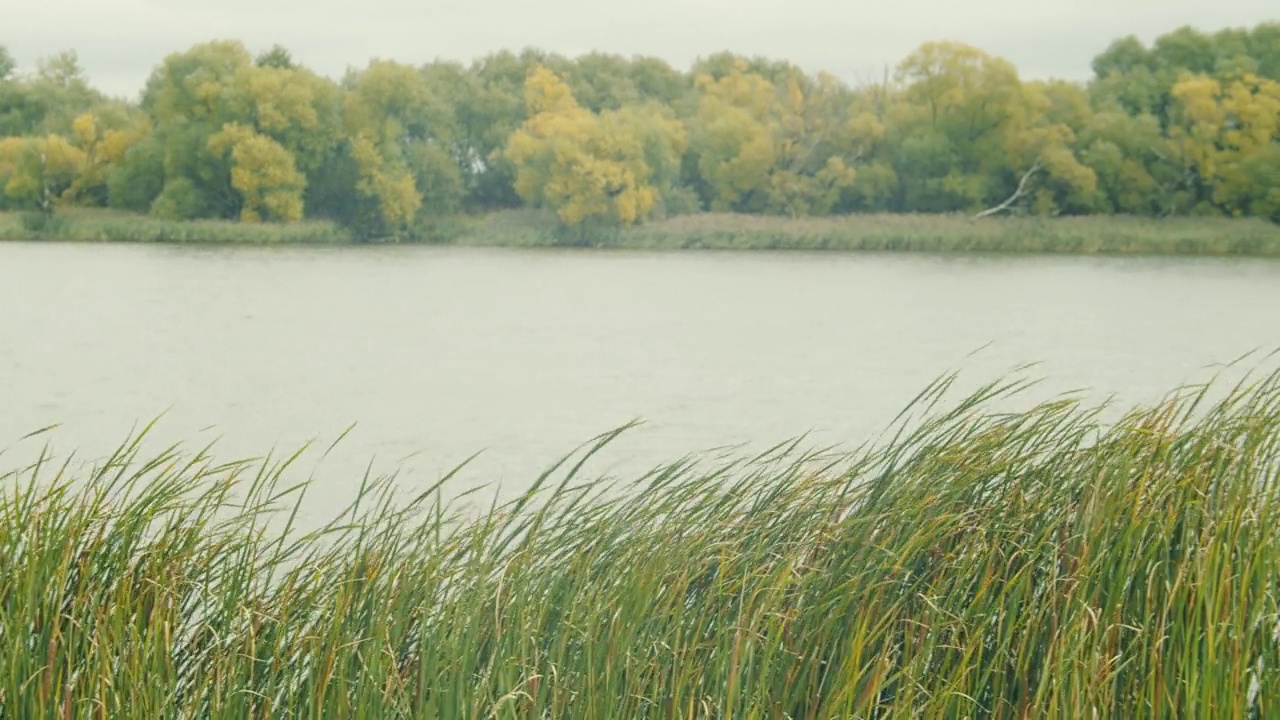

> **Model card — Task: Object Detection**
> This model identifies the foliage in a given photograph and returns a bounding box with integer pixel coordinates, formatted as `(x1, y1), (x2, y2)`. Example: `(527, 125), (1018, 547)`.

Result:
(4, 368), (1280, 716)
(1168, 72), (1280, 219)
(1, 22), (1278, 232)
(206, 122), (306, 222)
(0, 45), (13, 81)
(504, 67), (685, 231)
(0, 134), (86, 213)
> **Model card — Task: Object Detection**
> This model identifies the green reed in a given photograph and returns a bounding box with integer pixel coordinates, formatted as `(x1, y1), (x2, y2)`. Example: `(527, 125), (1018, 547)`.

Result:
(4, 366), (1280, 718)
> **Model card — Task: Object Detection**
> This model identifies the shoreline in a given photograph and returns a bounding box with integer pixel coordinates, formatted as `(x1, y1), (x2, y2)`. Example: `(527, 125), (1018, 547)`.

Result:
(4, 209), (1280, 257)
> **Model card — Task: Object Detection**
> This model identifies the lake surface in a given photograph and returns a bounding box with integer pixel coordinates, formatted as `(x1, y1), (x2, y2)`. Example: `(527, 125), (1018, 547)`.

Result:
(2, 242), (1278, 520)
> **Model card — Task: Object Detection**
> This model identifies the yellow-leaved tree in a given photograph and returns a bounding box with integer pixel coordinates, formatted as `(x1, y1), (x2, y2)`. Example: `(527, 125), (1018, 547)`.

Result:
(691, 70), (776, 212)
(61, 112), (151, 206)
(503, 66), (686, 233)
(206, 123), (306, 222)
(0, 134), (87, 214)
(1168, 72), (1280, 218)
(348, 134), (422, 228)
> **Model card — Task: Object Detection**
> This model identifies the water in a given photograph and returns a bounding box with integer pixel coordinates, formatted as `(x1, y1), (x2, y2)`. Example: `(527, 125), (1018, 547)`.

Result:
(2, 242), (1278, 519)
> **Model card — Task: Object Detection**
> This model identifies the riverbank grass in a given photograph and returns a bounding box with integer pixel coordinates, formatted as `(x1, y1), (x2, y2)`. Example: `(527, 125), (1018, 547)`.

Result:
(457, 209), (1280, 255)
(0, 209), (350, 244)
(5, 208), (1280, 255)
(5, 368), (1280, 717)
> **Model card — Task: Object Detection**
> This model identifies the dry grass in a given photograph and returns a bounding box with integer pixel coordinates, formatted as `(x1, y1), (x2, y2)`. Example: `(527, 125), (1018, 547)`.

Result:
(0, 209), (350, 244)
(7, 209), (1278, 256)
(448, 210), (1280, 255)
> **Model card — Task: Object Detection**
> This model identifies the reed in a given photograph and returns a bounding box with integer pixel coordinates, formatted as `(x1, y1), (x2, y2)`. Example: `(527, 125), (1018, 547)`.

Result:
(457, 210), (1280, 256)
(4, 366), (1280, 717)
(6, 209), (1279, 256)
(0, 209), (350, 244)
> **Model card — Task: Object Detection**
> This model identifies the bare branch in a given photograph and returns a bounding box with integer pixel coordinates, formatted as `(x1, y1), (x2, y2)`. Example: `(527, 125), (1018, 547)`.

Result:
(974, 160), (1043, 219)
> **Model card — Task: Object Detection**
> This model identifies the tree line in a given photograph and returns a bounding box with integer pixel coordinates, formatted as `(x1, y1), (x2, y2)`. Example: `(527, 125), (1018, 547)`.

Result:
(0, 22), (1277, 238)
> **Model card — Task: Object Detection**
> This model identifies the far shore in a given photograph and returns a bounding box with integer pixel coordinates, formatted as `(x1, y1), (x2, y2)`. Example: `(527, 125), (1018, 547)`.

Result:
(4, 209), (1279, 257)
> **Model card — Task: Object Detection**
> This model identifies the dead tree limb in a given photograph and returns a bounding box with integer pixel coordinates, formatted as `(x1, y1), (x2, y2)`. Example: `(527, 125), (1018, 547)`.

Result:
(974, 160), (1043, 218)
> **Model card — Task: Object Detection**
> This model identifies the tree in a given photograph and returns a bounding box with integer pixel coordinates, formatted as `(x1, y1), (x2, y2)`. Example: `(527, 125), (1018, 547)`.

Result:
(0, 49), (104, 137)
(504, 67), (686, 233)
(106, 134), (165, 212)
(1167, 72), (1280, 217)
(1078, 110), (1166, 214)
(558, 53), (690, 113)
(228, 61), (343, 175)
(689, 92), (775, 211)
(255, 45), (296, 70)
(1089, 23), (1279, 125)
(313, 58), (481, 237)
(686, 61), (861, 216)
(0, 134), (87, 214)
(1002, 80), (1098, 215)
(207, 122), (306, 222)
(452, 50), (556, 208)
(888, 41), (1094, 216)
(139, 40), (341, 221)
(0, 45), (14, 80)
(141, 41), (253, 219)
(1253, 22), (1280, 79)
(343, 59), (460, 216)
(347, 135), (421, 231)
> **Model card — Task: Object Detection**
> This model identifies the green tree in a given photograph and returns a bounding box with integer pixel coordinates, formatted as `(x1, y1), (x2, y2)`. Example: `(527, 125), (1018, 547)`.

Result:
(1253, 22), (1280, 79)
(344, 59), (460, 215)
(451, 50), (558, 208)
(0, 49), (104, 137)
(1089, 23), (1280, 123)
(559, 53), (690, 114)
(0, 46), (14, 80)
(140, 40), (340, 221)
(255, 44), (296, 70)
(141, 41), (253, 218)
(1077, 110), (1166, 214)
(107, 134), (165, 212)
(889, 41), (1094, 216)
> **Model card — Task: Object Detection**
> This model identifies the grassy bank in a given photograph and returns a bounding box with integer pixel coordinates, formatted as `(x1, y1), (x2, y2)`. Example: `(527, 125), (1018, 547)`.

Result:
(458, 210), (1280, 256)
(0, 209), (351, 244)
(5, 369), (1280, 717)
(5, 207), (1280, 256)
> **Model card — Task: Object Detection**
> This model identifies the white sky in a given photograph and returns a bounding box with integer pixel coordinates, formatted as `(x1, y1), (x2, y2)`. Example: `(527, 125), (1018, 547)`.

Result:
(4, 0), (1277, 99)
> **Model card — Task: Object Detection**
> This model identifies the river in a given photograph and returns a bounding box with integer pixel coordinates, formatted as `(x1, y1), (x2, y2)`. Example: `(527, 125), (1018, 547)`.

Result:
(2, 242), (1278, 519)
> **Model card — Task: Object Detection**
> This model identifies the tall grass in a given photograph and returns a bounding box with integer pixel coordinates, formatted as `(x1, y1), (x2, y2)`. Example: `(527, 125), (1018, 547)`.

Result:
(5, 367), (1280, 717)
(6, 208), (1279, 255)
(457, 210), (1280, 256)
(0, 209), (350, 244)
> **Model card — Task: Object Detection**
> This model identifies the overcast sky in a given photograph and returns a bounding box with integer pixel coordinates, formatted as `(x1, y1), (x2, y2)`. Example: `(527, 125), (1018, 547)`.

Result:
(4, 0), (1277, 99)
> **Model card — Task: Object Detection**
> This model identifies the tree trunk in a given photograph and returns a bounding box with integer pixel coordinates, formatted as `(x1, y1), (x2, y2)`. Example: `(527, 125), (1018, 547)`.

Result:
(974, 160), (1043, 219)
(37, 151), (52, 218)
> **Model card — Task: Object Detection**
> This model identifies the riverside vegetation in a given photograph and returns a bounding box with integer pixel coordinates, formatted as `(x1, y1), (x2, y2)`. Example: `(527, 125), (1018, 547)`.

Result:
(4, 365), (1280, 717)
(0, 22), (1278, 248)
(6, 207), (1280, 255)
